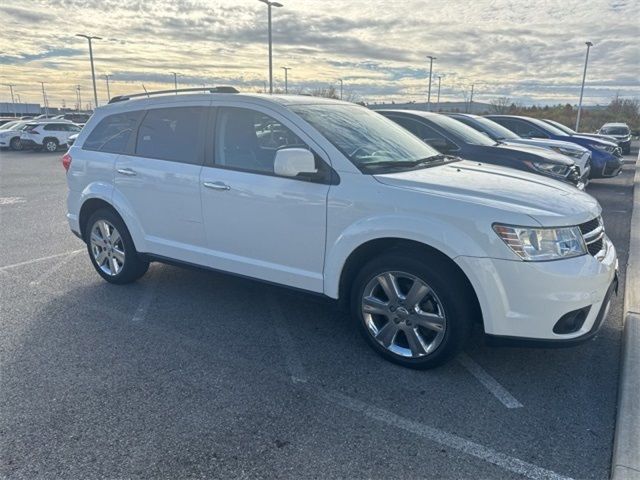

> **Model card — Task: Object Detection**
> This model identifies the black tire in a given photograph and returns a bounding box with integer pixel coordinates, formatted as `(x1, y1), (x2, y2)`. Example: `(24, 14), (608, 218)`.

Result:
(351, 250), (474, 369)
(43, 138), (58, 152)
(9, 137), (22, 151)
(85, 208), (149, 284)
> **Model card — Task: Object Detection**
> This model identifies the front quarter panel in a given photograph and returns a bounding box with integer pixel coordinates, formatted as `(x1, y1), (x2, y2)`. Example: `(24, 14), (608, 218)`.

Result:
(323, 171), (523, 298)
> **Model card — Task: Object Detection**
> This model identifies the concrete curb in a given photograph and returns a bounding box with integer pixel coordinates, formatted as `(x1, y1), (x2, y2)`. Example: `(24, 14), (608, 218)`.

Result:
(612, 149), (640, 480)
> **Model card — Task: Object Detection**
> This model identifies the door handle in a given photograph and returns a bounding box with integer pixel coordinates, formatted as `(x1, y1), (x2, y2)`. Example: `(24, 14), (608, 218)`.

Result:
(203, 181), (230, 191)
(117, 168), (137, 176)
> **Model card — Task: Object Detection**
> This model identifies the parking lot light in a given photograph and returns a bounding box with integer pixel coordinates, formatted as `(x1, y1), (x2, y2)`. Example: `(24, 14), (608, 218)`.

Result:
(76, 34), (102, 108)
(427, 55), (436, 110)
(575, 41), (594, 132)
(258, 0), (283, 94)
(281, 66), (291, 93)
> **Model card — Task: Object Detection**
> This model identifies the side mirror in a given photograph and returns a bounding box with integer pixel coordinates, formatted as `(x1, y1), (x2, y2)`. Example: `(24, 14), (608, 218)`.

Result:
(274, 148), (317, 177)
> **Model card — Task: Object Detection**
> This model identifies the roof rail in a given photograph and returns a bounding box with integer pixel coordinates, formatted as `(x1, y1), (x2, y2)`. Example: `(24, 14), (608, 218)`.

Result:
(108, 86), (239, 104)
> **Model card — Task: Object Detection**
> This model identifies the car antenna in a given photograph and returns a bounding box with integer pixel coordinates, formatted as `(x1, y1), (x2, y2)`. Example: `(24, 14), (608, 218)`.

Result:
(142, 84), (150, 97)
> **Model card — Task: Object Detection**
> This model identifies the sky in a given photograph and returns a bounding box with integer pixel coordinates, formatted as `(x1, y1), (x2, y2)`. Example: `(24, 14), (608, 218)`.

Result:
(1, 0), (639, 109)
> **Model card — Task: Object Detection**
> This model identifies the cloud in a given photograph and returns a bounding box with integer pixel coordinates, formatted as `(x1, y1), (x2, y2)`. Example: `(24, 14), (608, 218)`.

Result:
(1, 0), (638, 106)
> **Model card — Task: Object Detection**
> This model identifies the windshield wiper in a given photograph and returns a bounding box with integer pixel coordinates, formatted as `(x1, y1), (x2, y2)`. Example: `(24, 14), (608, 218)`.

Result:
(361, 154), (450, 171)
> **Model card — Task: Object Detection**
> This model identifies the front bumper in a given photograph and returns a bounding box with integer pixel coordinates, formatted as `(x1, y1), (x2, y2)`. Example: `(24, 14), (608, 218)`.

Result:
(456, 235), (617, 341)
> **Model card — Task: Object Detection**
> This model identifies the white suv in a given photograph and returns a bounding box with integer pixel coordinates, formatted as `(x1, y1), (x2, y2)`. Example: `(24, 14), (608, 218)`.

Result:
(21, 121), (82, 152)
(64, 89), (618, 368)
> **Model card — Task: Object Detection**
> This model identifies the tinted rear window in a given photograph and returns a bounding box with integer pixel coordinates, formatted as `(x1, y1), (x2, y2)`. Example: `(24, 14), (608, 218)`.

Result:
(84, 111), (143, 153)
(135, 107), (205, 164)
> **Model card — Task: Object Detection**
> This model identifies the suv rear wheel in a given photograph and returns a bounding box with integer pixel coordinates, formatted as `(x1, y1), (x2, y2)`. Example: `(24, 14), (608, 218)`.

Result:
(9, 137), (22, 151)
(43, 138), (58, 152)
(351, 251), (473, 369)
(85, 209), (149, 284)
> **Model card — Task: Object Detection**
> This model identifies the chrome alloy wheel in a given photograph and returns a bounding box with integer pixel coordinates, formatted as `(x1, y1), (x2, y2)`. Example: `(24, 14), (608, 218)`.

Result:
(361, 271), (447, 358)
(44, 140), (57, 152)
(90, 220), (125, 276)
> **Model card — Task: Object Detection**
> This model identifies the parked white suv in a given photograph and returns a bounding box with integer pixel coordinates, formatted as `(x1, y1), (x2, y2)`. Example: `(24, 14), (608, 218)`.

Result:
(21, 121), (82, 152)
(64, 89), (618, 368)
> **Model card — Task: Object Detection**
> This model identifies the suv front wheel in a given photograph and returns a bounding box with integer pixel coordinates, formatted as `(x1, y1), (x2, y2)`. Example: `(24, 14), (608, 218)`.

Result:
(86, 209), (149, 284)
(351, 251), (473, 369)
(43, 138), (59, 152)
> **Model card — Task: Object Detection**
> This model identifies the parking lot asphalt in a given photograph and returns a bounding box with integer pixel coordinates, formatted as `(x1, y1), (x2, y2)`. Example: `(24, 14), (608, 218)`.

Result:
(0, 146), (637, 480)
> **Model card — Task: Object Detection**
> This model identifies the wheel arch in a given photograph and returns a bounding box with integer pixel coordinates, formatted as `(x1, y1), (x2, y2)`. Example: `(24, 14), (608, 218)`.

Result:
(79, 198), (122, 241)
(335, 237), (483, 326)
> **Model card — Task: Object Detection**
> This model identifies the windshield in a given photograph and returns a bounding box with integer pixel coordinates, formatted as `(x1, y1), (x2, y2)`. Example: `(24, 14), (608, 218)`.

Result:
(544, 119), (575, 135)
(523, 117), (566, 136)
(1, 121), (21, 130)
(426, 114), (497, 146)
(290, 104), (445, 173)
(459, 116), (519, 141)
(601, 126), (630, 135)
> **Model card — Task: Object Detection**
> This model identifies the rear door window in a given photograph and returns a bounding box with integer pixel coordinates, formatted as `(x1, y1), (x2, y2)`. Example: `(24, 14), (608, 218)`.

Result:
(84, 111), (143, 153)
(135, 107), (206, 164)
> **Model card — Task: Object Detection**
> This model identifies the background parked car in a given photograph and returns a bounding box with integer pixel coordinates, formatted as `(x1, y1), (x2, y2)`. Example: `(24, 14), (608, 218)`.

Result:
(0, 120), (31, 150)
(540, 118), (619, 145)
(66, 133), (79, 147)
(486, 115), (623, 178)
(52, 113), (92, 126)
(448, 113), (591, 181)
(597, 122), (632, 154)
(20, 121), (82, 152)
(378, 110), (585, 188)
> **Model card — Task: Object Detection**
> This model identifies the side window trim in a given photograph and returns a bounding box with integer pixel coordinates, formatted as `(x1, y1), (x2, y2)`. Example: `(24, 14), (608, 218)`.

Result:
(208, 106), (337, 185)
(128, 106), (208, 166)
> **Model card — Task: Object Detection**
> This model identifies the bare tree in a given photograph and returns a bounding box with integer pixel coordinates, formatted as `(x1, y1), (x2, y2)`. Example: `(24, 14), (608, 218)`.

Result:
(490, 96), (512, 114)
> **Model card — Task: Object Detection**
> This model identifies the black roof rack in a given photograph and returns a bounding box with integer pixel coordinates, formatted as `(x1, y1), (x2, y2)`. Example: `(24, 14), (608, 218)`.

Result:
(108, 86), (239, 104)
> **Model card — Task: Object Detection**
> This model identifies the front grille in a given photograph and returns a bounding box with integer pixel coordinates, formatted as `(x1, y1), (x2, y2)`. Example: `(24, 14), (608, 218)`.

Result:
(579, 217), (605, 256)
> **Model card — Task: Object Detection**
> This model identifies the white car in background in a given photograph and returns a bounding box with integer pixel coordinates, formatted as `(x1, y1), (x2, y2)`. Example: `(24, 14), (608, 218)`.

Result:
(20, 120), (82, 152)
(0, 120), (31, 150)
(449, 113), (592, 181)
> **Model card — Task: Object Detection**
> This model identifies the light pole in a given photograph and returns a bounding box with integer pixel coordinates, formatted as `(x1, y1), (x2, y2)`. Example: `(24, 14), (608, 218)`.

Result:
(258, 0), (283, 94)
(281, 66), (291, 93)
(338, 79), (343, 100)
(104, 74), (111, 101)
(575, 41), (593, 132)
(171, 72), (179, 94)
(6, 84), (16, 117)
(76, 85), (82, 111)
(436, 75), (442, 111)
(41, 82), (48, 116)
(76, 34), (101, 108)
(426, 55), (436, 110)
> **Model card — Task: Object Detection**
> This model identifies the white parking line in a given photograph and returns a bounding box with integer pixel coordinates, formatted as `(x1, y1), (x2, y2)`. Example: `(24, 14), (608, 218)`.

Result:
(0, 249), (85, 272)
(458, 353), (523, 409)
(29, 250), (82, 286)
(131, 270), (158, 322)
(266, 292), (308, 384)
(317, 388), (571, 480)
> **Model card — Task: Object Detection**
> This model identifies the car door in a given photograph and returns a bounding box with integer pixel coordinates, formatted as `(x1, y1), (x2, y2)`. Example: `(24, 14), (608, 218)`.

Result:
(199, 105), (331, 292)
(114, 104), (209, 262)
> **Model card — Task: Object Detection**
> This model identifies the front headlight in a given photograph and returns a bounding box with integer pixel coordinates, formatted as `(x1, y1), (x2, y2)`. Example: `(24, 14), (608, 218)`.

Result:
(528, 161), (569, 177)
(592, 143), (615, 153)
(493, 224), (587, 261)
(550, 146), (583, 159)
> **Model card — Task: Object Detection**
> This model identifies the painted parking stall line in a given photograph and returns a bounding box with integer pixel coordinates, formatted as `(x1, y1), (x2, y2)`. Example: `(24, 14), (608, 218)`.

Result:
(458, 353), (524, 409)
(29, 250), (82, 286)
(266, 292), (309, 384)
(316, 388), (570, 480)
(0, 249), (85, 272)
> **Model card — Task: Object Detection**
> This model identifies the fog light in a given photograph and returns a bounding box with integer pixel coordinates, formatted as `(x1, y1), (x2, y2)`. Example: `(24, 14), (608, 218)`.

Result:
(553, 307), (591, 334)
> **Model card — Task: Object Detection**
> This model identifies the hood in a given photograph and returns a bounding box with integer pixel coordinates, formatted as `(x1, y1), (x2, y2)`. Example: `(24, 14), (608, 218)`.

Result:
(571, 135), (618, 147)
(374, 160), (600, 226)
(501, 138), (588, 153)
(578, 133), (619, 142)
(494, 143), (574, 165)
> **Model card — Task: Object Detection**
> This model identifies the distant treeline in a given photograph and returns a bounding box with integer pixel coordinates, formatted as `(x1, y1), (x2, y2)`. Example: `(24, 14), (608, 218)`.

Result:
(487, 97), (640, 134)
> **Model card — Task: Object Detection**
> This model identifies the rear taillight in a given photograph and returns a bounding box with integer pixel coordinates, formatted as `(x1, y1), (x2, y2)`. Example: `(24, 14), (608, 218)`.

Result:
(62, 153), (72, 172)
